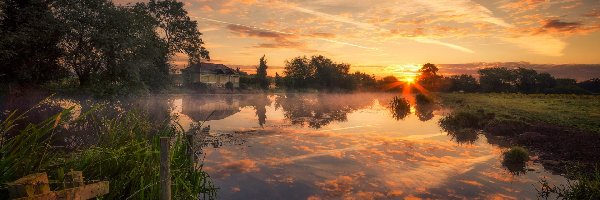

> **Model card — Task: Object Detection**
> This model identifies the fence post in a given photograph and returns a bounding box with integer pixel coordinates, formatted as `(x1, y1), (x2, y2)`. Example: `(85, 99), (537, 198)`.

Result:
(160, 137), (171, 200)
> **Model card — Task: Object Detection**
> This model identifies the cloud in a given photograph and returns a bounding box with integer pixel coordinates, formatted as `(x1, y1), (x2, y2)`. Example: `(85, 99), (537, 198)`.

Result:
(540, 19), (582, 33)
(533, 19), (600, 35)
(501, 0), (547, 12)
(226, 24), (306, 49)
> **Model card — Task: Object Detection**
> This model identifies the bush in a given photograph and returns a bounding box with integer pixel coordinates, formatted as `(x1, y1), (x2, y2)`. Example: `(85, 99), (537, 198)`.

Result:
(439, 110), (494, 131)
(503, 146), (530, 163)
(538, 170), (600, 199)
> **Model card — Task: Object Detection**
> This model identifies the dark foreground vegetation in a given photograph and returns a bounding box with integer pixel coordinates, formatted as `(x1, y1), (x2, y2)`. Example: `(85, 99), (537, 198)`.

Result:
(437, 93), (600, 199)
(0, 104), (217, 199)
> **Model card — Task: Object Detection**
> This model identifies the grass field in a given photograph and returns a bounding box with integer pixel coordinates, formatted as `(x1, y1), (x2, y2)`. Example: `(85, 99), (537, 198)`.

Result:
(438, 93), (600, 134)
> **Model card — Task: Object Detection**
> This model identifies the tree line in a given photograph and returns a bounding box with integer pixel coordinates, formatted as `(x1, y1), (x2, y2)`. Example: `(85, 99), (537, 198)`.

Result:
(0, 0), (207, 96)
(415, 64), (600, 94)
(242, 55), (599, 95)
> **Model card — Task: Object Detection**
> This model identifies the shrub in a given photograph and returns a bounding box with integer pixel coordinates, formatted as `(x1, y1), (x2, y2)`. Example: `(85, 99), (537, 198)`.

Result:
(503, 146), (530, 163)
(538, 169), (600, 199)
(439, 110), (494, 131)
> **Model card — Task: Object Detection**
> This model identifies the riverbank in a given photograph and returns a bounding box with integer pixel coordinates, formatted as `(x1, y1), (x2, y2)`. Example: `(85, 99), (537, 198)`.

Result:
(437, 93), (600, 173)
(437, 93), (600, 198)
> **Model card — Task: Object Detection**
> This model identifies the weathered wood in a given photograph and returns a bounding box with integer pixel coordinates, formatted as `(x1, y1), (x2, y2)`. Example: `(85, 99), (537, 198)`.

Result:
(65, 171), (84, 188)
(8, 172), (109, 200)
(13, 181), (109, 200)
(7, 173), (51, 198)
(160, 137), (171, 200)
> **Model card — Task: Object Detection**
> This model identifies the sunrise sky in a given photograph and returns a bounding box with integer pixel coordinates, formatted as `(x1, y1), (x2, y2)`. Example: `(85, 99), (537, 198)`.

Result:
(119, 0), (600, 78)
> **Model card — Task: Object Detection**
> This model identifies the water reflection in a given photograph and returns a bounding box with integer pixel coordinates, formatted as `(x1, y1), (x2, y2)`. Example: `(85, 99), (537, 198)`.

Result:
(274, 93), (374, 129)
(1, 93), (568, 199)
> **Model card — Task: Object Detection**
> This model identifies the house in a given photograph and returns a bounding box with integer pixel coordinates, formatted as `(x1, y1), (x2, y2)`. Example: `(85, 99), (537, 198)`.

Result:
(182, 63), (241, 88)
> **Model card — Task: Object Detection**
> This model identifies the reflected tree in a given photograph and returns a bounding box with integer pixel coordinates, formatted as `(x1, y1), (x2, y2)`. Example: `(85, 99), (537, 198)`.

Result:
(275, 93), (373, 129)
(415, 99), (435, 121)
(389, 96), (410, 120)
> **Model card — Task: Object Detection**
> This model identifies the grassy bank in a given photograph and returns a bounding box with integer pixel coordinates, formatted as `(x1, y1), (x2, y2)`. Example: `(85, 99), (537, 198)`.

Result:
(437, 93), (600, 199)
(438, 93), (600, 134)
(0, 106), (217, 199)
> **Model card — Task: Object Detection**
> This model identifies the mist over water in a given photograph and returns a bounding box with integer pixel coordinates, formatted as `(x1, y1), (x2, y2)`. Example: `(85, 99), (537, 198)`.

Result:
(1, 93), (567, 199)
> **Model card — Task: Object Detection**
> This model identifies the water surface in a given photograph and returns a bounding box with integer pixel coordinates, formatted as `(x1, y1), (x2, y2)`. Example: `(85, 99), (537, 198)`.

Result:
(171, 93), (566, 199)
(1, 93), (567, 199)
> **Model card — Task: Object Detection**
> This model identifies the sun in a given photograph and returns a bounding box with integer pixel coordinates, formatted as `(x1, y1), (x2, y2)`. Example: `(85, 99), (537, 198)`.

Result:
(404, 77), (416, 84)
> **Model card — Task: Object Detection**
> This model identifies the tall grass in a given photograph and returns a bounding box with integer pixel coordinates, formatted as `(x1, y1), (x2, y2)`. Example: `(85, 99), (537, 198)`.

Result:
(0, 105), (217, 199)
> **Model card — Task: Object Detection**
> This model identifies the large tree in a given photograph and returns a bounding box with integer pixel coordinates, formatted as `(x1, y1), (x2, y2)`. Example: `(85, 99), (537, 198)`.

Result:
(417, 63), (442, 90)
(478, 67), (516, 92)
(143, 0), (209, 63)
(0, 0), (67, 86)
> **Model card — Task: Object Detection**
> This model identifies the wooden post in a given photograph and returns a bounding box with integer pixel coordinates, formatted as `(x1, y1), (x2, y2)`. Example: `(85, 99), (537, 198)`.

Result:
(160, 137), (171, 200)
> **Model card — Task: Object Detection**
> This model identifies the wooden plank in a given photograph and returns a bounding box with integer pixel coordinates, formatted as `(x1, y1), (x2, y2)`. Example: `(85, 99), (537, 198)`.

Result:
(65, 171), (84, 188)
(7, 173), (51, 198)
(13, 181), (109, 200)
(160, 137), (171, 200)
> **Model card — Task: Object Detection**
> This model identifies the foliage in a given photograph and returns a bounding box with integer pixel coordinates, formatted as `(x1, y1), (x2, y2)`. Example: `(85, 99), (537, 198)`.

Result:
(274, 72), (284, 88)
(0, 0), (207, 96)
(281, 55), (375, 91)
(478, 67), (516, 92)
(502, 146), (529, 175)
(0, 0), (68, 85)
(537, 170), (600, 199)
(578, 78), (600, 93)
(417, 63), (442, 90)
(256, 55), (270, 90)
(142, 0), (209, 63)
(503, 146), (529, 163)
(447, 74), (479, 92)
(0, 106), (217, 199)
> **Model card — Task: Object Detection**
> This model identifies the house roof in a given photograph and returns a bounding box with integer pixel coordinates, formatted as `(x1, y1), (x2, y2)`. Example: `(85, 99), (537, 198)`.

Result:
(184, 63), (239, 75)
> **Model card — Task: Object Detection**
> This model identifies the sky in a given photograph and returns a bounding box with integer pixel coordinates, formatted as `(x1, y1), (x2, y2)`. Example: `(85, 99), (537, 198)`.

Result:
(118, 0), (600, 78)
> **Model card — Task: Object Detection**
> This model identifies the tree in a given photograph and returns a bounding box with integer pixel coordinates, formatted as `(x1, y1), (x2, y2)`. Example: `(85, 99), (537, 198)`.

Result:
(417, 63), (442, 90)
(283, 56), (313, 88)
(478, 67), (516, 92)
(578, 78), (600, 93)
(514, 67), (539, 94)
(143, 0), (209, 64)
(449, 74), (479, 92)
(0, 0), (67, 86)
(256, 55), (269, 90)
(535, 72), (556, 92)
(274, 72), (283, 88)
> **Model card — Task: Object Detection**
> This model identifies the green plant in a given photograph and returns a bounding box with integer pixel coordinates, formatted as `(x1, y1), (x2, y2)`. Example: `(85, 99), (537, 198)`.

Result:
(503, 146), (529, 163)
(537, 169), (600, 199)
(0, 105), (217, 199)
